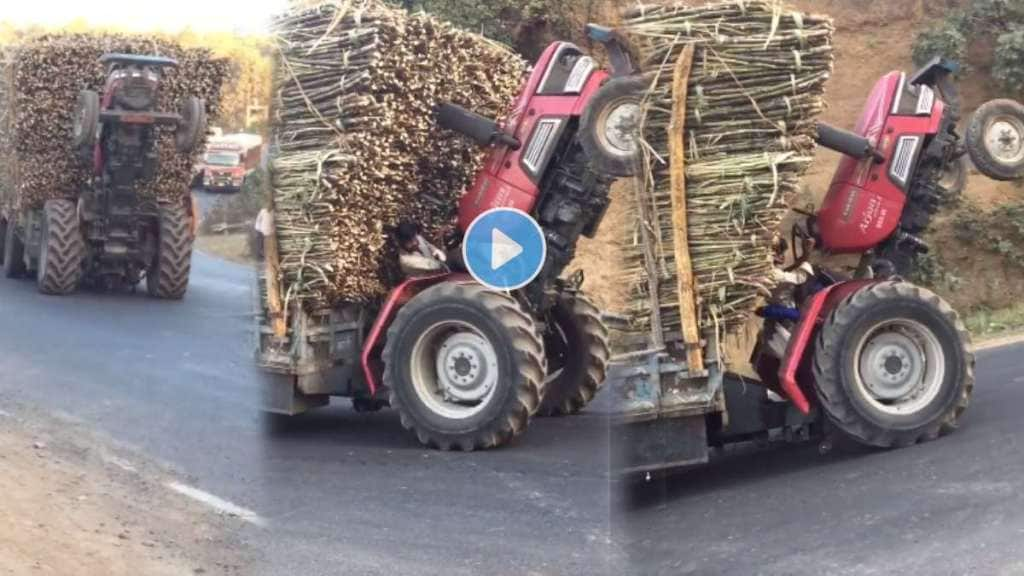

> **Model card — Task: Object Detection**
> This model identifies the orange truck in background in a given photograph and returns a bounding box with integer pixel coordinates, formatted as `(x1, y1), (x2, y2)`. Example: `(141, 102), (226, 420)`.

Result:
(195, 133), (264, 193)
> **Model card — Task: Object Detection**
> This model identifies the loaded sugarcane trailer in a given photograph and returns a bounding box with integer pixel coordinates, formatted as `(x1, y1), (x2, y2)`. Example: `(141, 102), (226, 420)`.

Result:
(612, 1), (984, 474)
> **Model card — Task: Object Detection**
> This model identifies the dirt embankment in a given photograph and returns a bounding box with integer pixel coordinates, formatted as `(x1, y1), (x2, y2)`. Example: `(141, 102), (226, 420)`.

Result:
(0, 405), (249, 575)
(574, 0), (1024, 318)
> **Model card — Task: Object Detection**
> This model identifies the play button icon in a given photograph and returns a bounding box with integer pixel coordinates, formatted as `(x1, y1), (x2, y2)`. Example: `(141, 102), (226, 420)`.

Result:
(490, 228), (524, 270)
(463, 208), (547, 291)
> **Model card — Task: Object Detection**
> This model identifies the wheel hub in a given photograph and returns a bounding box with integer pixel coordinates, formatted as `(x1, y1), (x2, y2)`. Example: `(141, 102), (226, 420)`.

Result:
(602, 101), (641, 156)
(986, 117), (1024, 164)
(860, 332), (921, 401)
(436, 332), (497, 404)
(855, 319), (946, 415)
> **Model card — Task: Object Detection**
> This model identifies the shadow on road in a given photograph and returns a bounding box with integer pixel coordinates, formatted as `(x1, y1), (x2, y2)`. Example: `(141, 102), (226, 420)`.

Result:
(622, 440), (877, 512)
(261, 403), (613, 469)
(262, 407), (418, 450)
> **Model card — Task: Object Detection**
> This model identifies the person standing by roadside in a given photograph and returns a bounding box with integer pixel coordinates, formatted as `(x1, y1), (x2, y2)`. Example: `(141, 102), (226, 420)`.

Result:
(254, 207), (274, 260)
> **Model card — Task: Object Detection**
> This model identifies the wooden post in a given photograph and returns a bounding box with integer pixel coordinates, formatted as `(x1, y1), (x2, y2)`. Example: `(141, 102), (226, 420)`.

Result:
(263, 194), (287, 338)
(668, 45), (705, 375)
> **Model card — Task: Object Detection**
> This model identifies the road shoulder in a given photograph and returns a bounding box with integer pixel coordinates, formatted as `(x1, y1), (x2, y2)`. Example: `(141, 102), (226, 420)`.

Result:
(0, 403), (251, 575)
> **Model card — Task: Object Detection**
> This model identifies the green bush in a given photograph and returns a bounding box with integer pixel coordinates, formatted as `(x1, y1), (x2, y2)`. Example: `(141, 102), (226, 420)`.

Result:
(995, 26), (1024, 93)
(912, 23), (968, 69)
(948, 201), (1024, 271)
(914, 2), (1024, 93)
(970, 0), (1024, 30)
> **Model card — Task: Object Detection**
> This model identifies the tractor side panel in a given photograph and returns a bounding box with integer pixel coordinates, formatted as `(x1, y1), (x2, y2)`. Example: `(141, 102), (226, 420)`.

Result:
(360, 274), (466, 395)
(778, 280), (879, 414)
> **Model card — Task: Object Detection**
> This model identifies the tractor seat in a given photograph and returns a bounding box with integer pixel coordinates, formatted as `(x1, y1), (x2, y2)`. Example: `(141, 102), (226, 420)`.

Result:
(100, 53), (179, 69)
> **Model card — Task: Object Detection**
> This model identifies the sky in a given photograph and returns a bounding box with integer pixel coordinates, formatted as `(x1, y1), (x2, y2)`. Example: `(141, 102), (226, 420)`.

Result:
(1, 0), (291, 34)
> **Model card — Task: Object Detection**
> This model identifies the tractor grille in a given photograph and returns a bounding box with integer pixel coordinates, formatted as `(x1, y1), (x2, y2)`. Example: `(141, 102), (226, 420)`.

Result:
(916, 85), (935, 115)
(523, 119), (562, 173)
(890, 136), (920, 186)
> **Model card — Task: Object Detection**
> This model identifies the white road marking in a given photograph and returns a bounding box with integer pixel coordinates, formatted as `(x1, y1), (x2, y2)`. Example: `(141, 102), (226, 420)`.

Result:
(166, 482), (268, 528)
(100, 452), (138, 474)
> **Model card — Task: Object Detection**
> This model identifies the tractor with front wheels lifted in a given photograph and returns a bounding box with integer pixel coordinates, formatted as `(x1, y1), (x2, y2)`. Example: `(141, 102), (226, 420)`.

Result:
(0, 53), (205, 298)
(258, 25), (640, 450)
(613, 57), (1024, 474)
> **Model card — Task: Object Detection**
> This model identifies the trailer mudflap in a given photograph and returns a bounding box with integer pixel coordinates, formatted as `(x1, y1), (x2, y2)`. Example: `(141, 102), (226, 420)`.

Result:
(614, 415), (709, 475)
(609, 351), (723, 474)
(261, 372), (329, 415)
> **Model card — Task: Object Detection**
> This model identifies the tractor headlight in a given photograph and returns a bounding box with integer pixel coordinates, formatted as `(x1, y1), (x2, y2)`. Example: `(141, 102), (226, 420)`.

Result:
(565, 56), (596, 94)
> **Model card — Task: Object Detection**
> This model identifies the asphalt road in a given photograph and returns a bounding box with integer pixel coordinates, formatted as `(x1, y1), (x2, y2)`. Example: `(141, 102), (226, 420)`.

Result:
(3, 195), (1023, 575)
(621, 343), (1024, 576)
(0, 234), (622, 575)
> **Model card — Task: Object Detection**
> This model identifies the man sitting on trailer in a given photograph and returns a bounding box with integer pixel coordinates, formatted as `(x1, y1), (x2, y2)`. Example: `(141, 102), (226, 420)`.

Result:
(395, 221), (448, 277)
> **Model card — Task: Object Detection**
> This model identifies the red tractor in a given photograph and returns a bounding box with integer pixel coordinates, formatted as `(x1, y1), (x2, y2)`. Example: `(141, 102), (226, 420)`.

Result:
(258, 26), (644, 450)
(614, 58), (1024, 473)
(2, 54), (206, 298)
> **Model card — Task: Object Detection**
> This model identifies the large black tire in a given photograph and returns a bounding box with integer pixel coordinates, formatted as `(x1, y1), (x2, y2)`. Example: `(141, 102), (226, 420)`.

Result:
(383, 282), (546, 451)
(538, 293), (611, 416)
(811, 282), (974, 448)
(37, 200), (85, 295)
(147, 203), (193, 300)
(966, 99), (1024, 181)
(2, 217), (25, 279)
(579, 75), (648, 178)
(175, 97), (208, 154)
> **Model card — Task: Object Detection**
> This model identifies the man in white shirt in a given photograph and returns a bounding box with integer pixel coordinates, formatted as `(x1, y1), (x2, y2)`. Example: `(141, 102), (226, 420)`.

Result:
(254, 208), (273, 259)
(395, 221), (447, 277)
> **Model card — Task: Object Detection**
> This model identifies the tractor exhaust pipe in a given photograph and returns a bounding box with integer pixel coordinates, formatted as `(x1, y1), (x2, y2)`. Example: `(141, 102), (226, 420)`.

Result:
(816, 123), (883, 163)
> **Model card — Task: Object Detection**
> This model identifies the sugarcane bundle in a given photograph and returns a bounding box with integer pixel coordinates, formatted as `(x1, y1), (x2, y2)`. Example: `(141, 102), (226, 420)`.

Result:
(271, 0), (526, 307)
(619, 0), (834, 344)
(0, 33), (229, 214)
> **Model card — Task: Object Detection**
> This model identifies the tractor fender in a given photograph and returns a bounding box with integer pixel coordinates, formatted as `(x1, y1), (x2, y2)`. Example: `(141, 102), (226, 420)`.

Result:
(360, 273), (470, 395)
(777, 279), (879, 414)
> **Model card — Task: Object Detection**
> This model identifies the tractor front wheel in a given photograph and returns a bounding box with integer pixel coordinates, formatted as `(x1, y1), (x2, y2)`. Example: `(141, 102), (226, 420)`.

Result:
(538, 292), (611, 416)
(383, 282), (545, 451)
(72, 90), (100, 162)
(175, 97), (208, 154)
(966, 99), (1024, 181)
(579, 76), (648, 177)
(811, 282), (973, 448)
(37, 200), (85, 295)
(147, 203), (193, 300)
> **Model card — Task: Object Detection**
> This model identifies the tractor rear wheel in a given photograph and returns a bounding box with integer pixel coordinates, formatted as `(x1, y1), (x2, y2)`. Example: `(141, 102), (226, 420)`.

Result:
(2, 217), (25, 279)
(538, 292), (611, 416)
(811, 282), (973, 448)
(383, 282), (546, 451)
(37, 200), (84, 295)
(147, 203), (193, 300)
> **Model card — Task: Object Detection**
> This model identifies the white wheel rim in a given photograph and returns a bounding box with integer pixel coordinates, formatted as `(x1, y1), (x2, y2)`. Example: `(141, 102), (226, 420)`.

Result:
(853, 318), (946, 416)
(984, 115), (1024, 165)
(410, 320), (499, 420)
(598, 98), (641, 158)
